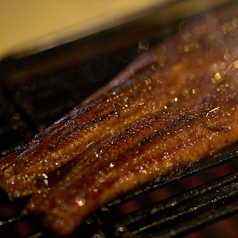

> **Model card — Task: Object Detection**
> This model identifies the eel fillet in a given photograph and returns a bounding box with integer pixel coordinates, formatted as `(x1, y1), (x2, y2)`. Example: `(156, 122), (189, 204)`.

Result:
(1, 3), (238, 235)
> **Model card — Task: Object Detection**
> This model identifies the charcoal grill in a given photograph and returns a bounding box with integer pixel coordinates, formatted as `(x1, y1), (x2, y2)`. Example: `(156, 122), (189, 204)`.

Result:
(1, 1), (238, 237)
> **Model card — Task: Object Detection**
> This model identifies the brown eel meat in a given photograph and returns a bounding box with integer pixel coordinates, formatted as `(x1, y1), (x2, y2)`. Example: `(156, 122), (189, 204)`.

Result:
(1, 3), (238, 235)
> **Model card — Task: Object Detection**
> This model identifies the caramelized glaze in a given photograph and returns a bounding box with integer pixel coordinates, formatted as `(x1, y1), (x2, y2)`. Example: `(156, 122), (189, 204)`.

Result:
(1, 3), (238, 235)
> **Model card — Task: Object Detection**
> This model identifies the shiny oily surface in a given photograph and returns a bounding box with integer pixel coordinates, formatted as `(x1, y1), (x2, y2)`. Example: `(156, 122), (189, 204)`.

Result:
(1, 3), (238, 236)
(0, 14), (222, 199)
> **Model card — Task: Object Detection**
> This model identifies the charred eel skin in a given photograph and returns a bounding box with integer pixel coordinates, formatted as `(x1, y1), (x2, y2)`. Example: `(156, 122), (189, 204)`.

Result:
(1, 3), (238, 235)
(29, 71), (238, 235)
(0, 9), (223, 199)
(0, 27), (204, 199)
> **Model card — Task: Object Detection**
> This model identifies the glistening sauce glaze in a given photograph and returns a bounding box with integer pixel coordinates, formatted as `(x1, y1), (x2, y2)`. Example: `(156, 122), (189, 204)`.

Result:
(1, 3), (238, 235)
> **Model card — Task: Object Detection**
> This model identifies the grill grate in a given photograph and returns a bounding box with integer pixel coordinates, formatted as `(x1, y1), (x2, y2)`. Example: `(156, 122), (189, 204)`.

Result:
(0, 1), (238, 237)
(1, 147), (238, 237)
(112, 166), (238, 237)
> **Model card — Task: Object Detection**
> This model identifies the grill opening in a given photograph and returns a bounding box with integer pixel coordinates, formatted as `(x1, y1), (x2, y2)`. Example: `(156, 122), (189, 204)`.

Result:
(0, 1), (238, 237)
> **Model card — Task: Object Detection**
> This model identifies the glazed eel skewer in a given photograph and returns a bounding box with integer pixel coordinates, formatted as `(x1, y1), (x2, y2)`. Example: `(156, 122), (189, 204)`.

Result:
(28, 66), (238, 235)
(0, 29), (209, 199)
(1, 2), (238, 235)
(0, 8), (228, 199)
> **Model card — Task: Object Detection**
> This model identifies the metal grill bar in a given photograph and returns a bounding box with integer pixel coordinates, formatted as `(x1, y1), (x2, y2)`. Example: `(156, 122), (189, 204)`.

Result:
(111, 170), (238, 237)
(0, 211), (28, 227)
(24, 233), (44, 238)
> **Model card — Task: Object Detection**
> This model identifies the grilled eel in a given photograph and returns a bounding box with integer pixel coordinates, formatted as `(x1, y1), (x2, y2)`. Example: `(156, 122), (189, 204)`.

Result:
(1, 3), (238, 235)
(0, 9), (229, 199)
(28, 68), (238, 235)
